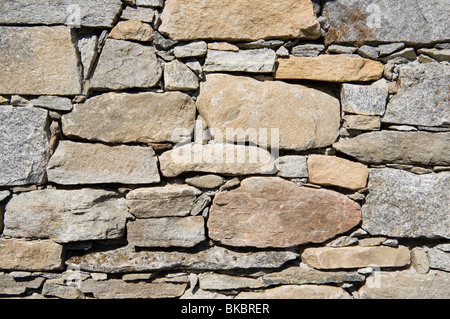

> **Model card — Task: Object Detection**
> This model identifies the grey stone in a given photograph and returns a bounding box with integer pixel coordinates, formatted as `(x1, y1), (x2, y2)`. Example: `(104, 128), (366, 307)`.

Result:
(383, 57), (410, 81)
(237, 40), (285, 50)
(435, 244), (450, 252)
(380, 48), (417, 63)
(358, 45), (379, 60)
(275, 46), (290, 57)
(323, 0), (450, 45)
(41, 279), (85, 299)
(333, 131), (450, 165)
(341, 80), (388, 116)
(185, 175), (224, 190)
(203, 49), (276, 73)
(435, 43), (450, 50)
(411, 248), (430, 274)
(275, 156), (308, 178)
(0, 106), (49, 187)
(326, 45), (357, 54)
(30, 96), (72, 112)
(121, 6), (156, 23)
(77, 30), (99, 80)
(0, 274), (45, 296)
(378, 43), (405, 56)
(4, 189), (128, 243)
(0, 0), (122, 27)
(136, 0), (164, 7)
(90, 39), (162, 91)
(326, 236), (358, 248)
(164, 60), (199, 91)
(66, 245), (299, 273)
(153, 31), (178, 50)
(383, 62), (450, 127)
(291, 44), (325, 57)
(47, 141), (160, 185)
(198, 273), (264, 291)
(190, 194), (212, 216)
(0, 190), (10, 202)
(174, 42), (208, 58)
(362, 168), (450, 238)
(427, 249), (450, 272)
(236, 285), (351, 299)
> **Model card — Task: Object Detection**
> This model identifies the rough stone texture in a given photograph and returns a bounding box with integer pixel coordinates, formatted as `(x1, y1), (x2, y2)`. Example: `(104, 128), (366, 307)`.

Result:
(382, 62), (450, 127)
(203, 49), (276, 73)
(109, 20), (154, 42)
(197, 74), (341, 151)
(174, 42), (208, 58)
(30, 96), (73, 112)
(359, 270), (450, 299)
(121, 6), (155, 23)
(0, 239), (64, 271)
(3, 189), (128, 243)
(208, 177), (362, 248)
(77, 31), (99, 80)
(275, 156), (308, 178)
(341, 81), (389, 116)
(198, 273), (264, 291)
(343, 115), (381, 131)
(136, 0), (164, 7)
(47, 141), (160, 185)
(185, 175), (224, 189)
(0, 275), (45, 296)
(0, 0), (122, 27)
(62, 92), (196, 144)
(90, 39), (162, 91)
(0, 26), (82, 95)
(159, 143), (276, 178)
(126, 185), (201, 218)
(292, 44), (325, 57)
(236, 285), (351, 299)
(66, 245), (299, 273)
(417, 48), (450, 62)
(0, 106), (49, 187)
(307, 155), (369, 190)
(42, 279), (85, 299)
(323, 0), (450, 45)
(333, 131), (450, 165)
(362, 168), (450, 239)
(159, 0), (320, 41)
(127, 217), (205, 248)
(164, 60), (200, 91)
(275, 55), (384, 82)
(301, 246), (411, 269)
(428, 249), (450, 272)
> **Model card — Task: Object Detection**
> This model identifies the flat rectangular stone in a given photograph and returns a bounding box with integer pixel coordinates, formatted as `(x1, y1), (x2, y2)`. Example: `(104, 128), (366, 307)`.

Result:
(203, 49), (276, 73)
(0, 26), (82, 95)
(341, 81), (389, 116)
(343, 115), (381, 131)
(0, 274), (45, 296)
(47, 141), (160, 185)
(30, 96), (73, 112)
(275, 156), (308, 178)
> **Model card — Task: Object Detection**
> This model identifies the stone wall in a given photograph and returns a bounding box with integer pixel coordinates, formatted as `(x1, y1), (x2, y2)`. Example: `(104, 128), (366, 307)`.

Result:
(0, 0), (449, 300)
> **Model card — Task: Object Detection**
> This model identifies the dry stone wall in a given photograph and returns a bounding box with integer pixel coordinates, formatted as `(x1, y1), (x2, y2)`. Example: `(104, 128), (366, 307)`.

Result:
(0, 0), (449, 300)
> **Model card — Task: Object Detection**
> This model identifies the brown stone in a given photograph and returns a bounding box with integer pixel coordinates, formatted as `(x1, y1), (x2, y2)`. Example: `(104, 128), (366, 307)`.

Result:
(109, 20), (153, 41)
(236, 285), (351, 299)
(207, 177), (361, 248)
(275, 55), (384, 82)
(343, 115), (381, 131)
(207, 42), (239, 52)
(307, 155), (369, 190)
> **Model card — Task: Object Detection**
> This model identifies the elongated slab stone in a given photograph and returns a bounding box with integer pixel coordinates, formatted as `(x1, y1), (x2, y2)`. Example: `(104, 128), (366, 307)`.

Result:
(362, 168), (450, 239)
(275, 55), (383, 82)
(62, 92), (196, 144)
(197, 74), (341, 151)
(66, 245), (299, 273)
(236, 285), (351, 299)
(47, 141), (160, 185)
(4, 189), (128, 243)
(0, 239), (64, 271)
(0, 275), (45, 296)
(208, 177), (362, 248)
(323, 0), (450, 45)
(159, 143), (276, 178)
(0, 26), (81, 95)
(333, 131), (450, 165)
(203, 49), (276, 73)
(0, 0), (122, 27)
(159, 0), (320, 41)
(198, 273), (264, 291)
(0, 106), (49, 186)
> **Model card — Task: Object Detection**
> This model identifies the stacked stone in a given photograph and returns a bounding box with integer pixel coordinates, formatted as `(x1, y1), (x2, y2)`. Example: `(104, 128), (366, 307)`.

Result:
(0, 0), (449, 299)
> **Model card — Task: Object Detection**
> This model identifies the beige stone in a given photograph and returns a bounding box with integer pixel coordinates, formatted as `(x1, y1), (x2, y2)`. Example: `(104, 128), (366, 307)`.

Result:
(235, 285), (351, 299)
(208, 42), (239, 52)
(301, 246), (411, 269)
(307, 155), (369, 190)
(159, 0), (320, 41)
(411, 248), (430, 274)
(275, 55), (384, 82)
(185, 175), (225, 189)
(109, 20), (153, 41)
(343, 115), (381, 131)
(197, 74), (341, 151)
(208, 177), (361, 248)
(198, 273), (264, 291)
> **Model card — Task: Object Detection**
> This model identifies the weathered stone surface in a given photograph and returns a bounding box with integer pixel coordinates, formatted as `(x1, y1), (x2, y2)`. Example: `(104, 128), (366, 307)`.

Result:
(382, 62), (450, 127)
(30, 96), (73, 112)
(417, 48), (450, 62)
(197, 74), (341, 151)
(127, 217), (205, 248)
(164, 60), (200, 91)
(0, 239), (64, 271)
(380, 48), (417, 63)
(174, 42), (208, 58)
(362, 168), (450, 239)
(378, 43), (405, 56)
(185, 175), (224, 189)
(0, 26), (81, 95)
(159, 143), (276, 178)
(236, 285), (351, 299)
(66, 245), (299, 273)
(0, 106), (49, 187)
(301, 246), (410, 269)
(159, 0), (320, 41)
(0, 0), (122, 27)
(323, 0), (450, 45)
(208, 177), (362, 248)
(307, 155), (369, 190)
(411, 248), (430, 274)
(126, 185), (201, 218)
(333, 131), (450, 165)
(292, 44), (325, 57)
(207, 42), (239, 52)
(359, 270), (450, 299)
(136, 0), (164, 7)
(428, 249), (450, 272)
(343, 115), (381, 131)
(62, 92), (196, 144)
(275, 156), (308, 178)
(358, 45), (379, 60)
(261, 267), (365, 286)
(198, 273), (264, 291)
(0, 274), (45, 296)
(341, 81), (388, 116)
(275, 55), (383, 82)
(47, 141), (160, 185)
(79, 279), (187, 299)
(90, 39), (162, 91)
(181, 288), (232, 299)
(42, 279), (85, 299)
(4, 189), (128, 243)
(77, 30), (99, 80)
(121, 6), (155, 23)
(109, 20), (153, 42)
(203, 49), (276, 73)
